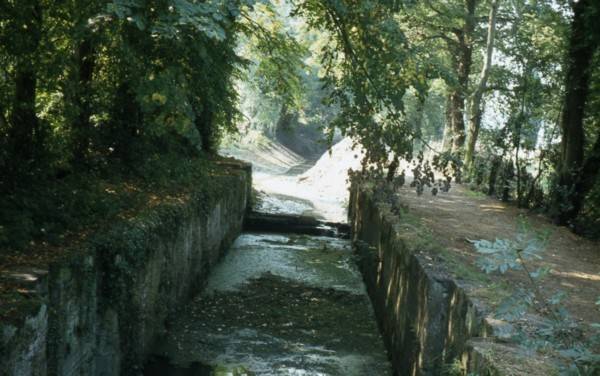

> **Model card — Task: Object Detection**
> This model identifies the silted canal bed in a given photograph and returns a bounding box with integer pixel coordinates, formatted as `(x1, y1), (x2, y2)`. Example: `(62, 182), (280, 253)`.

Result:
(145, 233), (392, 376)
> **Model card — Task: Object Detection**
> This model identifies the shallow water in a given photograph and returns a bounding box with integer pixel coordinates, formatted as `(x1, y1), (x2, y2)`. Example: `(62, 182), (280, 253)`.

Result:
(146, 233), (391, 376)
(204, 234), (364, 295)
(253, 192), (317, 218)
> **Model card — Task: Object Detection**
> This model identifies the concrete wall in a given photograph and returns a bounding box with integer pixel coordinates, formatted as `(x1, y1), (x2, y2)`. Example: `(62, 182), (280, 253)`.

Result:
(1, 162), (251, 376)
(349, 179), (558, 376)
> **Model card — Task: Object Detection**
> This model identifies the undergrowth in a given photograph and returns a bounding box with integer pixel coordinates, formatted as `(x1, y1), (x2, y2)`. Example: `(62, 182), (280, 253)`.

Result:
(0, 150), (230, 258)
(472, 218), (600, 375)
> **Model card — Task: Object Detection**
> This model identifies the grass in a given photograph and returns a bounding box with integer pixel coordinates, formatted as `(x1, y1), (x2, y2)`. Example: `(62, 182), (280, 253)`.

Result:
(464, 189), (487, 199)
(391, 204), (512, 308)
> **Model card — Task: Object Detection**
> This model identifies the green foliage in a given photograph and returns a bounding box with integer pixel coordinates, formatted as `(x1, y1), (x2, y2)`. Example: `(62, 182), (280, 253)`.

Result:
(471, 218), (548, 274)
(2, 0), (599, 248)
(241, 2), (306, 110)
(0, 0), (317, 172)
(235, 1), (312, 137)
(295, 0), (418, 166)
(0, 0), (316, 251)
(462, 0), (569, 206)
(1, 0), (242, 171)
(290, 0), (600, 234)
(473, 219), (600, 374)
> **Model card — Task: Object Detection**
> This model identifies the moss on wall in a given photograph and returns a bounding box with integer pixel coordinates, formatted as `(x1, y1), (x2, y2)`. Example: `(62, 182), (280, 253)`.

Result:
(0, 161), (251, 376)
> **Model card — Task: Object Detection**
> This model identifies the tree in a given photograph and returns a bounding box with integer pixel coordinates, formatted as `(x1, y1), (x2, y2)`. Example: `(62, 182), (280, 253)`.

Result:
(449, 0), (478, 155)
(396, 0), (482, 159)
(3, 0), (43, 169)
(65, 1), (103, 163)
(295, 0), (415, 167)
(464, 0), (499, 173)
(553, 0), (600, 226)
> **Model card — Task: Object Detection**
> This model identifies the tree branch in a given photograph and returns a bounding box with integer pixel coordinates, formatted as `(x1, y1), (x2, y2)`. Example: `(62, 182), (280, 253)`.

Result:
(323, 4), (442, 156)
(421, 33), (457, 46)
(424, 0), (446, 17)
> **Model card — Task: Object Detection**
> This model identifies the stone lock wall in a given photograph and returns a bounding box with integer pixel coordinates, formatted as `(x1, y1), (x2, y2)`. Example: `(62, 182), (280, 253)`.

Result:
(0, 162), (251, 376)
(348, 180), (558, 376)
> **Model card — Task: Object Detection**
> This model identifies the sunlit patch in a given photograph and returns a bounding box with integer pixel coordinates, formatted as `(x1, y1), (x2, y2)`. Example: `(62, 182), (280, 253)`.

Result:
(479, 204), (506, 212)
(6, 272), (39, 282)
(553, 270), (600, 282)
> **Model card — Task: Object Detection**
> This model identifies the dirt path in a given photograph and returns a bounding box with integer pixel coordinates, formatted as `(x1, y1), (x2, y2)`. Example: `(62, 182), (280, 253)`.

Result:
(397, 182), (600, 326)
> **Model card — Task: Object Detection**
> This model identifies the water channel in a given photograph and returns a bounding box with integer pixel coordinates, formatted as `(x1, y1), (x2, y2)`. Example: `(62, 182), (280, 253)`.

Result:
(144, 161), (392, 375)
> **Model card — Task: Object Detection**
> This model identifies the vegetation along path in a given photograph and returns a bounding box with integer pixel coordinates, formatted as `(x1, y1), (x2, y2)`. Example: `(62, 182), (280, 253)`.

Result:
(395, 181), (600, 327)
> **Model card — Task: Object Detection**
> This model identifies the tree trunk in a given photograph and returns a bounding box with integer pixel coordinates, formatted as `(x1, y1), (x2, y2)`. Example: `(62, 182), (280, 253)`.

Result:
(553, 0), (598, 225)
(501, 160), (514, 202)
(8, 0), (42, 165)
(413, 96), (425, 151)
(464, 0), (499, 172)
(515, 124), (523, 206)
(9, 62), (39, 162)
(110, 80), (142, 163)
(442, 94), (453, 152)
(450, 89), (466, 154)
(578, 134), (600, 202)
(0, 104), (8, 131)
(197, 106), (216, 155)
(387, 155), (399, 182)
(72, 38), (95, 162)
(513, 77), (527, 207)
(275, 104), (297, 138)
(488, 155), (501, 196)
(449, 0), (477, 156)
(569, 133), (600, 227)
